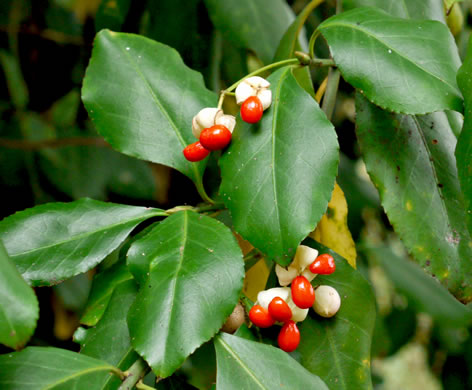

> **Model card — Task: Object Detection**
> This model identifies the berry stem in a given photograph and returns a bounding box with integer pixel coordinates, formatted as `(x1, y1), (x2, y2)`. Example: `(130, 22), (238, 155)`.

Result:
(225, 58), (299, 94)
(195, 179), (216, 204)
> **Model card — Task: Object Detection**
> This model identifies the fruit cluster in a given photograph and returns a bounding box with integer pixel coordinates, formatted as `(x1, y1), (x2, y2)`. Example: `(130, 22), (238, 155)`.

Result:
(249, 245), (340, 352)
(182, 76), (272, 161)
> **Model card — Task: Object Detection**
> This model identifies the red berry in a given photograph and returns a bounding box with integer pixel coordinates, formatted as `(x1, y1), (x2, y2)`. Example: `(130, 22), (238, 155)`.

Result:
(183, 141), (210, 162)
(199, 125), (232, 151)
(278, 321), (300, 352)
(291, 276), (315, 309)
(241, 96), (263, 123)
(309, 254), (336, 275)
(268, 297), (292, 322)
(249, 305), (275, 328)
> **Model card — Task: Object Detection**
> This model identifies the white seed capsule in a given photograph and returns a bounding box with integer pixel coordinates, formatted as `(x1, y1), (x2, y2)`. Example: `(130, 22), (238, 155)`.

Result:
(215, 114), (236, 133)
(313, 285), (341, 318)
(235, 76), (272, 110)
(256, 287), (290, 310)
(287, 297), (309, 322)
(275, 264), (298, 286)
(257, 89), (272, 110)
(192, 107), (222, 138)
(293, 245), (319, 273)
(301, 268), (317, 283)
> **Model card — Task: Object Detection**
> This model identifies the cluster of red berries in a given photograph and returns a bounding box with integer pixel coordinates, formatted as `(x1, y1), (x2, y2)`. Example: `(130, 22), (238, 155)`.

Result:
(182, 76), (272, 162)
(249, 246), (338, 352)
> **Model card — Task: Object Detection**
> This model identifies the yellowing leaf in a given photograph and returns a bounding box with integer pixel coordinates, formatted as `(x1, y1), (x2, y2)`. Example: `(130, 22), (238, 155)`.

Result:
(310, 182), (357, 267)
(243, 259), (270, 302)
(235, 233), (270, 302)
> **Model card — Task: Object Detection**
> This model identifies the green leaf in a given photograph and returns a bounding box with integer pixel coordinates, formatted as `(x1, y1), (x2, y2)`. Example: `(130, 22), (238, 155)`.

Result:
(365, 246), (472, 327)
(80, 280), (139, 390)
(0, 198), (166, 286)
(318, 7), (462, 115)
(355, 94), (472, 302)
(344, 0), (446, 22)
(82, 30), (216, 192)
(127, 211), (244, 378)
(49, 89), (80, 128)
(219, 67), (338, 264)
(298, 239), (375, 390)
(214, 332), (329, 389)
(0, 347), (121, 390)
(54, 273), (92, 311)
(95, 0), (131, 31)
(272, 1), (315, 98)
(0, 50), (28, 109)
(273, 0), (312, 61)
(203, 0), (295, 64)
(81, 260), (133, 326)
(0, 241), (38, 349)
(39, 144), (156, 201)
(456, 37), (472, 237)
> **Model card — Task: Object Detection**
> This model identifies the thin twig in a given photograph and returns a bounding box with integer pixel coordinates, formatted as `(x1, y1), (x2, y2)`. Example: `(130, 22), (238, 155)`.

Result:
(0, 137), (108, 150)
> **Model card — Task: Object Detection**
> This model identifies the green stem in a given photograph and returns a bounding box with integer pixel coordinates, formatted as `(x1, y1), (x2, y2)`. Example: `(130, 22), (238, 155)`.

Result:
(165, 202), (225, 215)
(136, 380), (156, 390)
(110, 367), (127, 380)
(321, 68), (341, 121)
(225, 58), (299, 93)
(118, 358), (150, 390)
(195, 179), (215, 204)
(308, 30), (321, 59)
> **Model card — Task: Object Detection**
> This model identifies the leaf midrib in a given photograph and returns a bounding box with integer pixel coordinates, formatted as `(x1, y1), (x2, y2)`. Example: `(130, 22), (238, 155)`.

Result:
(216, 336), (267, 389)
(160, 211), (189, 366)
(42, 364), (116, 389)
(270, 67), (290, 251)
(115, 34), (201, 183)
(11, 210), (165, 260)
(320, 21), (459, 93)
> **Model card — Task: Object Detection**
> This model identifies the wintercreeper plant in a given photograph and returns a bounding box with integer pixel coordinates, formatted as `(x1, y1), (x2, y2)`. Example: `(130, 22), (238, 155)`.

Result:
(1, 0), (471, 389)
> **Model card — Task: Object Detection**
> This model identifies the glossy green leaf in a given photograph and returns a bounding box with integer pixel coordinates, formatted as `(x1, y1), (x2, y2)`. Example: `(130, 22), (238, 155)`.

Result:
(0, 241), (38, 349)
(0, 347), (121, 390)
(0, 198), (166, 286)
(95, 0), (131, 31)
(219, 67), (338, 264)
(356, 94), (472, 302)
(203, 0), (295, 64)
(82, 30), (216, 191)
(365, 246), (472, 326)
(344, 0), (445, 22)
(318, 7), (462, 115)
(127, 211), (244, 378)
(456, 37), (472, 236)
(81, 260), (133, 326)
(80, 280), (139, 390)
(214, 332), (329, 389)
(298, 239), (375, 390)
